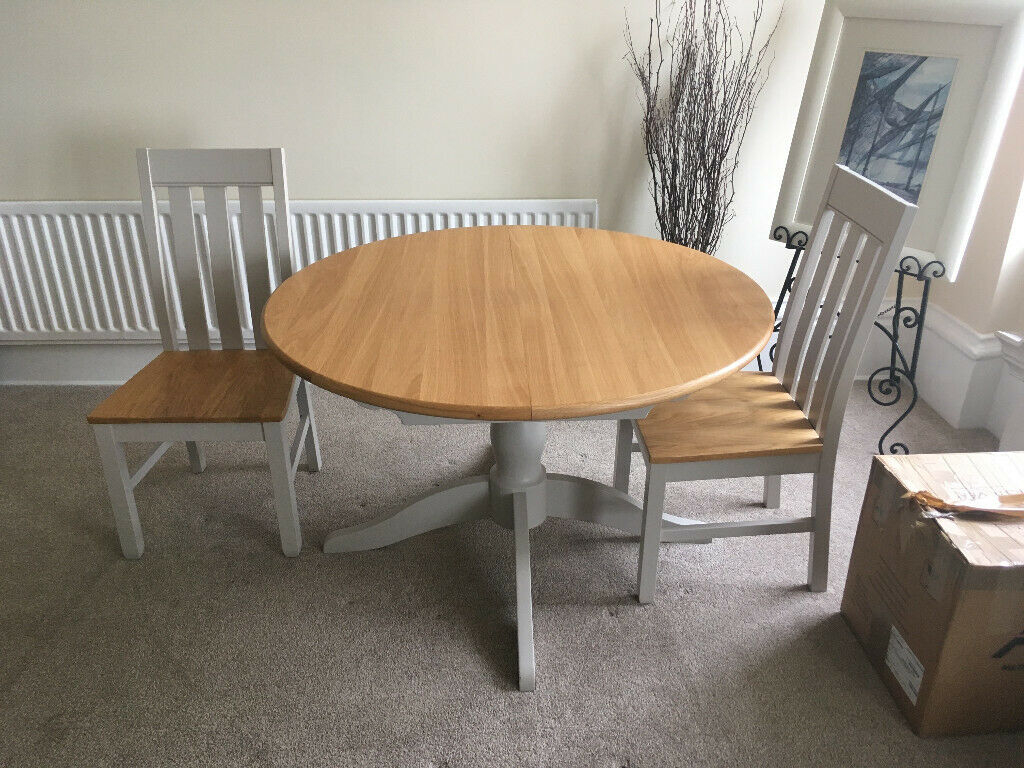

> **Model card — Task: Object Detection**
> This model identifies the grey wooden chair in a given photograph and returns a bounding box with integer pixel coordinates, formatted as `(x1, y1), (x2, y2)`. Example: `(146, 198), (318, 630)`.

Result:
(88, 148), (322, 559)
(614, 164), (917, 601)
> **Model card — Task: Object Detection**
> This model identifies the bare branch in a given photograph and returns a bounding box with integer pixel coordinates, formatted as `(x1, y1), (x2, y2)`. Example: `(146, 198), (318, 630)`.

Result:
(626, 0), (778, 253)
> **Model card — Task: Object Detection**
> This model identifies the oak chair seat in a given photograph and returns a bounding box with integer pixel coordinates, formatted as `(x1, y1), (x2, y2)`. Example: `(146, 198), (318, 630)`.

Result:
(637, 372), (823, 464)
(88, 350), (296, 425)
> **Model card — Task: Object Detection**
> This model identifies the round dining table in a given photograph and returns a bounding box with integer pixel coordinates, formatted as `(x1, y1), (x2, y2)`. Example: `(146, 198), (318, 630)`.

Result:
(263, 225), (773, 691)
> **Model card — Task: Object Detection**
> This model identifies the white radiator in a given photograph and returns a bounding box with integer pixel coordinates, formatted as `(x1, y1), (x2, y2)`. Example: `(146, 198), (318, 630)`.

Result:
(0, 199), (599, 344)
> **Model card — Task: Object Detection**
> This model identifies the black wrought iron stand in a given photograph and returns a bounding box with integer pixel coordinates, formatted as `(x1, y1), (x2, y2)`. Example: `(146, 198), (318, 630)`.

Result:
(761, 228), (944, 455)
(867, 255), (945, 454)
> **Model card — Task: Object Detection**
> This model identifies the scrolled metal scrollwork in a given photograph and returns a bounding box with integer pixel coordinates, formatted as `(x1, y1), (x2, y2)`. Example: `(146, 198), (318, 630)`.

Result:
(894, 304), (921, 330)
(898, 254), (946, 280)
(772, 225), (809, 249)
(867, 322), (917, 455)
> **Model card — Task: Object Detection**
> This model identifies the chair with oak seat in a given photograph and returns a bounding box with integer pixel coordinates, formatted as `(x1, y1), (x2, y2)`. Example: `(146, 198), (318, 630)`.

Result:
(88, 148), (321, 559)
(613, 165), (916, 601)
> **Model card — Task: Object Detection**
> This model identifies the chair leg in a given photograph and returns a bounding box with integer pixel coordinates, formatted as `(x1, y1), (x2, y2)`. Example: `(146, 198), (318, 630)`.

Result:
(296, 379), (322, 473)
(264, 422), (301, 557)
(637, 464), (668, 604)
(186, 441), (207, 474)
(92, 424), (144, 559)
(763, 475), (781, 509)
(612, 419), (633, 493)
(807, 464), (834, 592)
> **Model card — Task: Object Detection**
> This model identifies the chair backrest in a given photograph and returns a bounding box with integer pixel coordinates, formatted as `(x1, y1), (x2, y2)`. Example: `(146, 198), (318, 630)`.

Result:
(774, 164), (916, 455)
(137, 148), (292, 351)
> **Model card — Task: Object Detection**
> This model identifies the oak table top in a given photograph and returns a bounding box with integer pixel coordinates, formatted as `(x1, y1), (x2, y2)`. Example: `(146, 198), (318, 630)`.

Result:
(262, 226), (774, 421)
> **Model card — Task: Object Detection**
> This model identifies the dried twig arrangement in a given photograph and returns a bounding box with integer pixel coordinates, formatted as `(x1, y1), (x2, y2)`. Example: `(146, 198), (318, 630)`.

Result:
(626, 0), (777, 253)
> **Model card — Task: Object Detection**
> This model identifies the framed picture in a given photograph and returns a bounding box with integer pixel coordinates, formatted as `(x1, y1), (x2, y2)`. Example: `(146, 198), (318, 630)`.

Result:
(773, 0), (1024, 280)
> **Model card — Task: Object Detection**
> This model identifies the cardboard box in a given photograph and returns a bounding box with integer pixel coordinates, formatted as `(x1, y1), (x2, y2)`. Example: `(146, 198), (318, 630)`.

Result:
(841, 452), (1024, 737)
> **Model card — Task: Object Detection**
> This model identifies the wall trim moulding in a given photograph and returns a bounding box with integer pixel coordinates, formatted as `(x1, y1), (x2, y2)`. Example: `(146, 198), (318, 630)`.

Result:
(997, 331), (1024, 379)
(992, 332), (1024, 450)
(925, 303), (1003, 361)
(914, 303), (1010, 434)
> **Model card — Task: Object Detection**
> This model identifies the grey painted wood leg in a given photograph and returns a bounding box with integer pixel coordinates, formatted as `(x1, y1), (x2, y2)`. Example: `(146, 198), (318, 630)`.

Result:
(93, 424), (144, 559)
(186, 441), (207, 474)
(264, 422), (301, 557)
(296, 379), (322, 473)
(612, 419), (633, 493)
(545, 473), (705, 540)
(638, 465), (667, 604)
(807, 465), (833, 592)
(488, 422), (547, 691)
(763, 475), (781, 509)
(323, 476), (489, 553)
(513, 490), (536, 692)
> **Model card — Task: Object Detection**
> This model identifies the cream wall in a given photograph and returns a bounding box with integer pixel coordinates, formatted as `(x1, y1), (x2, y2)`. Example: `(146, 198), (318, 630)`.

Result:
(0, 0), (824, 293)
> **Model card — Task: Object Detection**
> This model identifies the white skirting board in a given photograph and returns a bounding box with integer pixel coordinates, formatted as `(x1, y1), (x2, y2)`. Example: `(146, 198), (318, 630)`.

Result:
(990, 333), (1024, 450)
(914, 306), (1003, 429)
(0, 342), (162, 386)
(912, 306), (1023, 449)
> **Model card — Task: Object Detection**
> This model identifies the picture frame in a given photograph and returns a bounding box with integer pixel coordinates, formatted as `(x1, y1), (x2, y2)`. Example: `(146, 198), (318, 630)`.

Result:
(773, 0), (1024, 280)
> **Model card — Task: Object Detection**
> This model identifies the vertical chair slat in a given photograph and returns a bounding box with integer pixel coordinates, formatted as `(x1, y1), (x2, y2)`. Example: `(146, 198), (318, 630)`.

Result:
(168, 186), (210, 350)
(778, 214), (847, 393)
(239, 186), (271, 348)
(271, 149), (294, 281)
(793, 224), (869, 411)
(805, 233), (881, 426)
(774, 166), (841, 379)
(137, 150), (174, 348)
(204, 186), (244, 350)
(811, 240), (887, 430)
(774, 210), (834, 381)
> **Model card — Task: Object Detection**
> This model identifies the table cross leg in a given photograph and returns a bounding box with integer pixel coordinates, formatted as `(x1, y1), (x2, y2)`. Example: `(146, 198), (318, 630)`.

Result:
(512, 490), (537, 691)
(322, 475), (490, 553)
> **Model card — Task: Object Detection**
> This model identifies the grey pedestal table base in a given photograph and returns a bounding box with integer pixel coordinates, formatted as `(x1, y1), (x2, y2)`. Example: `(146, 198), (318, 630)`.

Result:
(323, 415), (702, 691)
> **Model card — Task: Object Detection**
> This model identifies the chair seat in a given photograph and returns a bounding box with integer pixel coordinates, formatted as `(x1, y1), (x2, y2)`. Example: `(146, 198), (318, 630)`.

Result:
(87, 350), (296, 425)
(637, 372), (823, 464)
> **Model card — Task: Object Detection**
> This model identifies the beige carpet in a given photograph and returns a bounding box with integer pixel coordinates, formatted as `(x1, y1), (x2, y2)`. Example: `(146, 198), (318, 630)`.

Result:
(0, 383), (1019, 767)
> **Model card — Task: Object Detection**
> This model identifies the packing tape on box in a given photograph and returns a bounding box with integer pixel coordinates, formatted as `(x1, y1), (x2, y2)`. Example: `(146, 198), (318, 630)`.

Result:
(904, 490), (1024, 519)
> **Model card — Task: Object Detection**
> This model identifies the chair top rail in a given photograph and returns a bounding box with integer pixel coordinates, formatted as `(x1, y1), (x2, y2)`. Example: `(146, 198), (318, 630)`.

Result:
(142, 148), (276, 187)
(822, 165), (912, 247)
(136, 148), (290, 352)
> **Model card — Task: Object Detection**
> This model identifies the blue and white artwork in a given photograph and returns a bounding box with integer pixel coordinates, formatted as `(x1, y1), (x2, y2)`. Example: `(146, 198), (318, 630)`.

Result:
(839, 51), (958, 204)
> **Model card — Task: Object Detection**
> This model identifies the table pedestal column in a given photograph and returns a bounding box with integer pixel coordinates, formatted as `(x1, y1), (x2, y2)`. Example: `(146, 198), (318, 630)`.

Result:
(322, 418), (707, 691)
(486, 421), (548, 690)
